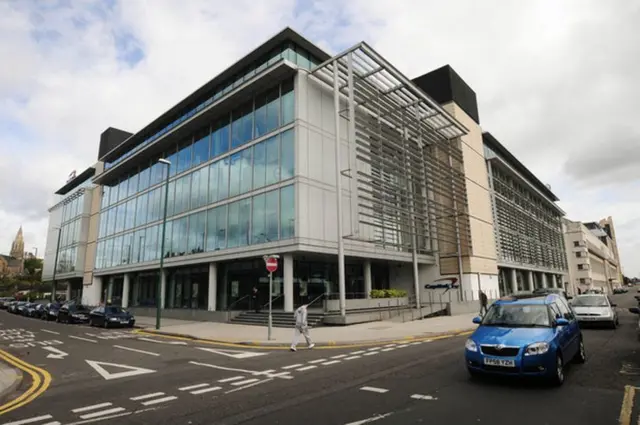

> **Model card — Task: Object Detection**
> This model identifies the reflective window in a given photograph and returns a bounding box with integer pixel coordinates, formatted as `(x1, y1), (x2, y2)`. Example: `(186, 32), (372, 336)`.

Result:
(146, 188), (159, 224)
(124, 198), (137, 231)
(174, 174), (191, 215)
(280, 185), (295, 239)
(265, 190), (279, 242)
(117, 179), (128, 203)
(280, 129), (294, 180)
(172, 217), (188, 256)
(128, 173), (139, 198)
(102, 186), (111, 208)
(231, 103), (253, 149)
(190, 168), (208, 210)
(122, 232), (133, 265)
(136, 193), (148, 228)
(144, 225), (158, 262)
(132, 229), (145, 263)
(193, 129), (209, 167)
(109, 184), (119, 206)
(265, 87), (280, 133)
(187, 211), (206, 254)
(112, 235), (123, 266)
(254, 95), (267, 138)
(139, 166), (151, 191)
(265, 135), (279, 185)
(166, 147), (179, 177)
(166, 180), (176, 217)
(150, 160), (164, 186)
(228, 152), (242, 197)
(206, 205), (227, 251)
(227, 198), (251, 248)
(282, 80), (294, 125)
(253, 141), (266, 189)
(162, 221), (173, 259)
(177, 141), (192, 174)
(211, 118), (230, 158)
(240, 148), (253, 194)
(114, 204), (125, 234)
(251, 193), (266, 244)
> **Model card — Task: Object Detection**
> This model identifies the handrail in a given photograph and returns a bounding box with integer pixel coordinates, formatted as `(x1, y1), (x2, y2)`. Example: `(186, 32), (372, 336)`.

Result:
(306, 293), (327, 312)
(226, 294), (251, 323)
(263, 294), (284, 309)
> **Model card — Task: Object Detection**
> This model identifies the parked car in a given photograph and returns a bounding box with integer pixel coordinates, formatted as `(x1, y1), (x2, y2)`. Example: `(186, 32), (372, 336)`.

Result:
(56, 303), (91, 324)
(89, 306), (136, 328)
(464, 293), (585, 386)
(22, 302), (39, 317)
(533, 287), (571, 300)
(41, 302), (62, 321)
(7, 301), (21, 313)
(13, 301), (28, 315)
(570, 294), (618, 328)
(628, 307), (640, 342)
(0, 297), (15, 309)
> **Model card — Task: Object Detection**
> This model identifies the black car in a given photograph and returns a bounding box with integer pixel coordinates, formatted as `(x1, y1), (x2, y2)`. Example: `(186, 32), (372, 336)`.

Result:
(13, 301), (28, 315)
(22, 302), (39, 317)
(41, 303), (62, 321)
(89, 306), (136, 328)
(57, 303), (91, 324)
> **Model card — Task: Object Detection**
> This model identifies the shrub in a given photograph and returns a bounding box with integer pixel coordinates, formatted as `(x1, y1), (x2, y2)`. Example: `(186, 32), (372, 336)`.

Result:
(370, 289), (408, 298)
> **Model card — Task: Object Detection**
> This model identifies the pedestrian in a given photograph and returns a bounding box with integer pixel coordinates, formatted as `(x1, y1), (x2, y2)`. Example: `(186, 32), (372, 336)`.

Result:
(479, 290), (488, 316)
(251, 286), (260, 313)
(290, 304), (315, 352)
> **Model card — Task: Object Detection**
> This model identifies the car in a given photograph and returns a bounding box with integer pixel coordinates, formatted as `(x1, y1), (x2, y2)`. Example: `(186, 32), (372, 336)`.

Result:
(570, 294), (618, 328)
(89, 306), (136, 328)
(41, 302), (62, 321)
(14, 301), (28, 315)
(628, 307), (640, 342)
(464, 293), (585, 386)
(532, 287), (571, 300)
(0, 297), (15, 309)
(56, 303), (91, 324)
(22, 302), (39, 317)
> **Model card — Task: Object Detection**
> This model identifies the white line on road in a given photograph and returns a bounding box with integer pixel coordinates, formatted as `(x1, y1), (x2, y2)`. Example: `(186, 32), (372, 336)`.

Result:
(189, 361), (290, 379)
(140, 396), (177, 406)
(367, 347), (382, 351)
(138, 337), (187, 345)
(397, 344), (409, 348)
(364, 351), (379, 356)
(40, 329), (60, 335)
(225, 378), (273, 394)
(308, 358), (327, 364)
(331, 354), (348, 359)
(281, 364), (303, 370)
(383, 344), (396, 348)
(130, 392), (165, 401)
(344, 412), (393, 425)
(267, 372), (293, 379)
(409, 342), (423, 346)
(191, 386), (221, 395)
(4, 415), (53, 425)
(231, 378), (260, 386)
(113, 345), (160, 356)
(72, 403), (112, 413)
(350, 350), (366, 355)
(179, 383), (210, 391)
(410, 394), (437, 400)
(360, 386), (389, 394)
(296, 365), (317, 371)
(65, 411), (132, 425)
(381, 348), (396, 352)
(345, 356), (362, 360)
(79, 407), (126, 420)
(69, 335), (97, 343)
(321, 360), (341, 366)
(219, 376), (246, 383)
(42, 422), (61, 425)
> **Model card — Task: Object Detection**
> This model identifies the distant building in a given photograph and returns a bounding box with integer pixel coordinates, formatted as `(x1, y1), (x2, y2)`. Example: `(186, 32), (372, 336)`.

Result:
(0, 227), (25, 277)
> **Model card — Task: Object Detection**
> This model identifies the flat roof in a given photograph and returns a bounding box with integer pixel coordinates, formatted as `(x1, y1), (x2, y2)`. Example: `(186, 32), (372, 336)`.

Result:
(54, 166), (96, 195)
(100, 27), (331, 164)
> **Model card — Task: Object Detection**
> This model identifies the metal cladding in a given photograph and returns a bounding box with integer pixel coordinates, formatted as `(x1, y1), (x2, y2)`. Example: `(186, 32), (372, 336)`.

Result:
(310, 42), (472, 258)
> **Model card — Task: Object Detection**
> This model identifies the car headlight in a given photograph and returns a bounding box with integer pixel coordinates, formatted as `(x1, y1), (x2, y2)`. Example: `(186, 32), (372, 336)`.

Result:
(525, 342), (549, 356)
(465, 339), (478, 352)
(72, 314), (80, 318)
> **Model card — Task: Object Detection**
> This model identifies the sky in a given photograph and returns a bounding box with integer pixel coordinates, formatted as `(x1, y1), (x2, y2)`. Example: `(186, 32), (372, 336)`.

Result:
(0, 0), (638, 276)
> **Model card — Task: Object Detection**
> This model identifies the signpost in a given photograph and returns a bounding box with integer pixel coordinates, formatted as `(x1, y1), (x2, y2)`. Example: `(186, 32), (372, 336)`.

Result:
(263, 255), (280, 340)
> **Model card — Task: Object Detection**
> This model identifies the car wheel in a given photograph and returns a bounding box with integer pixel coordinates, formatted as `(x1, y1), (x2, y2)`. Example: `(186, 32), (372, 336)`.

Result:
(467, 368), (481, 380)
(103, 320), (109, 329)
(551, 354), (565, 386)
(573, 339), (586, 364)
(89, 318), (94, 327)
(610, 320), (617, 329)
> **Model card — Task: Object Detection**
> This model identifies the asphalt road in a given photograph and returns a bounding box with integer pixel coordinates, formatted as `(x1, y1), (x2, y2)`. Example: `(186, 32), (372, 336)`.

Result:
(1, 291), (639, 425)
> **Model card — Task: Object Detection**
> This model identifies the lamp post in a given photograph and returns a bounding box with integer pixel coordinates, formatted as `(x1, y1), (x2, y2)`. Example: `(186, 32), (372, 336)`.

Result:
(156, 158), (171, 330)
(51, 227), (62, 302)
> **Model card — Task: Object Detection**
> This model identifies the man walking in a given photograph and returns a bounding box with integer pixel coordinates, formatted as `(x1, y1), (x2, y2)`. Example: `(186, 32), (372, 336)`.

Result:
(479, 290), (488, 316)
(291, 304), (315, 351)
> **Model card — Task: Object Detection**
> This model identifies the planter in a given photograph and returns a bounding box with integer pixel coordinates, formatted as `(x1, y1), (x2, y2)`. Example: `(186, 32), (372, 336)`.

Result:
(324, 297), (409, 312)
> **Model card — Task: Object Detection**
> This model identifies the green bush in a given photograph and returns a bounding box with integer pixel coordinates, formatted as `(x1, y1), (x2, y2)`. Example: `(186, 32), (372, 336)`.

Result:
(370, 289), (408, 298)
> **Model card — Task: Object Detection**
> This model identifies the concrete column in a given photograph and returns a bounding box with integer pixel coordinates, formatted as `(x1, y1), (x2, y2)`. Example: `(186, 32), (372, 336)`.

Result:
(106, 277), (114, 302)
(541, 273), (548, 288)
(527, 271), (535, 291)
(167, 274), (175, 309)
(132, 277), (139, 307)
(122, 274), (131, 308)
(364, 260), (372, 299)
(208, 262), (217, 311)
(284, 254), (294, 313)
(65, 282), (72, 301)
(549, 274), (557, 288)
(556, 275), (563, 289)
(82, 276), (102, 306)
(510, 269), (518, 294)
(160, 270), (167, 309)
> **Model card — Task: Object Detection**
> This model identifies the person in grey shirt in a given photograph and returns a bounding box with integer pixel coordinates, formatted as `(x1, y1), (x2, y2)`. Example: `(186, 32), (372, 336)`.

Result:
(291, 304), (315, 351)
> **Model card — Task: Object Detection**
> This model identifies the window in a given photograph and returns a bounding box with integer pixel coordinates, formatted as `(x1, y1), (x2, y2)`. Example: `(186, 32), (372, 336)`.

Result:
(253, 141), (266, 189)
(190, 168), (208, 210)
(252, 193), (266, 244)
(146, 188), (159, 223)
(162, 221), (173, 258)
(227, 199), (251, 248)
(193, 129), (209, 167)
(112, 235), (123, 266)
(124, 198), (137, 231)
(265, 189), (279, 242)
(122, 232), (133, 264)
(280, 185), (295, 239)
(132, 229), (145, 263)
(166, 146), (179, 177)
(577, 264), (584, 270)
(281, 79), (294, 125)
(117, 179), (128, 203)
(280, 129), (294, 180)
(172, 217), (188, 256)
(239, 148), (253, 194)
(231, 104), (253, 149)
(187, 211), (206, 254)
(575, 252), (582, 258)
(177, 141), (193, 174)
(573, 241), (580, 247)
(549, 303), (562, 321)
(114, 204), (125, 234)
(228, 152), (242, 197)
(579, 278), (586, 284)
(127, 173), (139, 198)
(211, 118), (230, 158)
(206, 205), (227, 251)
(254, 95), (267, 138)
(265, 87), (280, 133)
(556, 298), (574, 320)
(144, 225), (158, 262)
(136, 193), (148, 228)
(139, 166), (151, 191)
(265, 135), (279, 185)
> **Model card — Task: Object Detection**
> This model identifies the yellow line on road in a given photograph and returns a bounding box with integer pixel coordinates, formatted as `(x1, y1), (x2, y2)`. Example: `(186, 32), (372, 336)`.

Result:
(619, 385), (636, 425)
(0, 349), (52, 416)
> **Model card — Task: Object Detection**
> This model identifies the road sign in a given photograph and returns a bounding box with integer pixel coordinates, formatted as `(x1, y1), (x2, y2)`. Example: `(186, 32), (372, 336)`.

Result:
(265, 256), (278, 273)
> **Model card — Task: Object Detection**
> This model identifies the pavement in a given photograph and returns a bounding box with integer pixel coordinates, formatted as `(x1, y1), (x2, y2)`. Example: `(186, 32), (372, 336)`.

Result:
(135, 312), (479, 346)
(0, 291), (638, 425)
(0, 361), (22, 404)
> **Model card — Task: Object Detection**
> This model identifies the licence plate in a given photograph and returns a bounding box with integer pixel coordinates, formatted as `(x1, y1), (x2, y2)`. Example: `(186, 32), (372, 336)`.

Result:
(120, 319), (129, 323)
(483, 358), (515, 367)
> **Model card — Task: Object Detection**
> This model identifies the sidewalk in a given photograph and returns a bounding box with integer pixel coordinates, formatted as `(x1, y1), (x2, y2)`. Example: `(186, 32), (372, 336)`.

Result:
(136, 313), (478, 347)
(0, 360), (22, 402)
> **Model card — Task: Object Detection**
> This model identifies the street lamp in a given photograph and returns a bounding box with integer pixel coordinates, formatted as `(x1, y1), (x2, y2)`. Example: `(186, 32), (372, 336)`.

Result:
(156, 158), (171, 330)
(51, 227), (62, 302)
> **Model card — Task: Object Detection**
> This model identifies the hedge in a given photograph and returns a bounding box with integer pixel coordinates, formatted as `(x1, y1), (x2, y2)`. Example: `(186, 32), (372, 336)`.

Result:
(370, 289), (408, 299)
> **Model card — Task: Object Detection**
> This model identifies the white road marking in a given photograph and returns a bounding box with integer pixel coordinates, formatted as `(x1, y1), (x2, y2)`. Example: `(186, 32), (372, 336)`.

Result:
(72, 403), (113, 413)
(113, 345), (160, 356)
(345, 355), (362, 360)
(350, 350), (366, 355)
(410, 394), (437, 400)
(367, 347), (382, 351)
(191, 386), (221, 395)
(40, 329), (60, 335)
(130, 392), (165, 401)
(140, 396), (177, 406)
(296, 365), (317, 371)
(42, 422), (61, 425)
(42, 346), (69, 359)
(360, 386), (389, 394)
(308, 358), (327, 364)
(397, 344), (409, 348)
(189, 361), (291, 379)
(69, 336), (97, 343)
(64, 411), (131, 425)
(383, 344), (396, 348)
(196, 347), (268, 359)
(322, 360), (341, 365)
(409, 342), (423, 346)
(85, 360), (156, 380)
(331, 354), (348, 359)
(364, 351), (379, 356)
(79, 407), (126, 420)
(137, 337), (187, 345)
(179, 383), (209, 391)
(4, 415), (53, 425)
(231, 378), (260, 386)
(344, 412), (393, 425)
(281, 364), (303, 370)
(381, 348), (396, 352)
(225, 378), (273, 394)
(266, 371), (293, 379)
(218, 376), (246, 383)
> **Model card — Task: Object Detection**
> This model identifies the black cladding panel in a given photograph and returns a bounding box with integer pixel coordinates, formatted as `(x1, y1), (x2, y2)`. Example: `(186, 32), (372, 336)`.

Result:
(98, 127), (133, 160)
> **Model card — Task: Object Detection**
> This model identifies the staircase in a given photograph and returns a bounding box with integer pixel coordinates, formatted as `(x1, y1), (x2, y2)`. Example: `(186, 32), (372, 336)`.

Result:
(230, 311), (325, 328)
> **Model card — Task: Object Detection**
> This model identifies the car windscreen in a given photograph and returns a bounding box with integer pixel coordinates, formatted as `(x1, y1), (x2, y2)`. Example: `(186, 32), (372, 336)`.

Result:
(571, 296), (608, 307)
(105, 307), (125, 314)
(482, 303), (551, 327)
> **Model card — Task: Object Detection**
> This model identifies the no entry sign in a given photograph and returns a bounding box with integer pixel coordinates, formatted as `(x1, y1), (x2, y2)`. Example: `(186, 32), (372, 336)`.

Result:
(265, 256), (278, 273)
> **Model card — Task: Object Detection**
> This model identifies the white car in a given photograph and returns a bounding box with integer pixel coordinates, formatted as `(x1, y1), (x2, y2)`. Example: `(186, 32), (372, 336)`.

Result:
(570, 294), (618, 328)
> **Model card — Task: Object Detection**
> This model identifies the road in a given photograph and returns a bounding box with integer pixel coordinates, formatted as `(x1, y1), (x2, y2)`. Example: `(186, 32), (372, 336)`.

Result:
(0, 291), (639, 425)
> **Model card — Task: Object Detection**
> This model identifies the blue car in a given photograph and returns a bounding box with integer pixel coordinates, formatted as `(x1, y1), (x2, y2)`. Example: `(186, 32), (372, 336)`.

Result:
(464, 293), (585, 385)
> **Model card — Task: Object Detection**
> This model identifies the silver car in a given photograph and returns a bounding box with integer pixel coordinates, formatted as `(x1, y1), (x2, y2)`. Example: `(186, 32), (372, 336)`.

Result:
(570, 294), (618, 328)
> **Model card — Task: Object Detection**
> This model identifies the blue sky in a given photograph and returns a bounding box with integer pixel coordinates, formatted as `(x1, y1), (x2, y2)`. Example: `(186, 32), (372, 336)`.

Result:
(0, 0), (639, 276)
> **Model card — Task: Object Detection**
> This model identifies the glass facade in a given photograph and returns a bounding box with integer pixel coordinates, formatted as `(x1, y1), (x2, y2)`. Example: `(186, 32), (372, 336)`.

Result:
(96, 80), (296, 270)
(105, 42), (317, 170)
(56, 192), (85, 273)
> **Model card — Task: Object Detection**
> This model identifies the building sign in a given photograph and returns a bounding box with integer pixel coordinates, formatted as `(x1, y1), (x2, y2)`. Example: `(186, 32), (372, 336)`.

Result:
(67, 170), (77, 183)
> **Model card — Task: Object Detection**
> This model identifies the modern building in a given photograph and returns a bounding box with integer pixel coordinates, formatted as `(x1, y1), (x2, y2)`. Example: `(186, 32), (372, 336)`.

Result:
(598, 216), (624, 283)
(563, 218), (621, 294)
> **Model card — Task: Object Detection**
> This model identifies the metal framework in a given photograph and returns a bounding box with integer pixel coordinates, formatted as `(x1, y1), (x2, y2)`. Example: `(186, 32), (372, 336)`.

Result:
(310, 42), (473, 314)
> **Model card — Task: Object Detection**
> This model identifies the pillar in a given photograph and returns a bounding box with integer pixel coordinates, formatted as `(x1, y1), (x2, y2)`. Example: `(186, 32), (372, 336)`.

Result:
(106, 277), (114, 302)
(65, 282), (72, 301)
(364, 260), (372, 299)
(510, 269), (518, 294)
(556, 275), (563, 289)
(82, 276), (102, 306)
(527, 271), (535, 291)
(132, 277), (139, 307)
(284, 254), (294, 312)
(208, 263), (217, 311)
(549, 274), (556, 288)
(122, 274), (131, 308)
(160, 270), (167, 309)
(541, 273), (548, 288)
(167, 274), (175, 308)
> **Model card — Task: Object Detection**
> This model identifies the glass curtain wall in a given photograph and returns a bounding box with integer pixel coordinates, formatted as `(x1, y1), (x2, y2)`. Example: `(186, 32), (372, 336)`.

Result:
(56, 191), (85, 273)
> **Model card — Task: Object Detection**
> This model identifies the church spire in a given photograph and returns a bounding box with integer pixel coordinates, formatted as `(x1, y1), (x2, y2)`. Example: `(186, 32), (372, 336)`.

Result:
(10, 226), (24, 260)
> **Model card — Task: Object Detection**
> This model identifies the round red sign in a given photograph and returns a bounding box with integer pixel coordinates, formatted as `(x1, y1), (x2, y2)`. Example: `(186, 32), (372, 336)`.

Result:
(265, 257), (278, 273)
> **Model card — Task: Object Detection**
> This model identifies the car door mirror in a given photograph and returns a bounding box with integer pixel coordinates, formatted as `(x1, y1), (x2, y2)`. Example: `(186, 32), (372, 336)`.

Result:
(472, 316), (482, 324)
(555, 318), (569, 326)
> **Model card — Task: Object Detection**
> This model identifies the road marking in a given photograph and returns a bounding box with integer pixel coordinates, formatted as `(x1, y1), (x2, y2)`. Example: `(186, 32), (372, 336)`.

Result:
(42, 346), (69, 359)
(85, 360), (156, 381)
(266, 371), (293, 379)
(40, 329), (60, 335)
(219, 376), (246, 383)
(367, 347), (382, 351)
(364, 351), (379, 356)
(189, 361), (291, 379)
(381, 348), (396, 352)
(409, 342), (423, 346)
(140, 396), (177, 406)
(281, 364), (303, 370)
(231, 378), (260, 386)
(191, 386), (221, 395)
(69, 336), (97, 343)
(179, 383), (209, 391)
(331, 354), (348, 359)
(296, 365), (317, 371)
(3, 415), (53, 425)
(322, 360), (341, 365)
(79, 407), (126, 420)
(619, 385), (636, 425)
(383, 344), (396, 348)
(308, 358), (327, 364)
(138, 337), (187, 345)
(130, 393), (165, 401)
(0, 349), (52, 415)
(72, 403), (112, 413)
(360, 386), (389, 394)
(42, 422), (61, 425)
(345, 412), (393, 425)
(113, 345), (160, 356)
(196, 347), (268, 359)
(225, 378), (273, 394)
(345, 356), (361, 360)
(397, 344), (409, 348)
(410, 394), (437, 400)
(620, 363), (640, 375)
(350, 350), (366, 355)
(65, 411), (131, 424)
